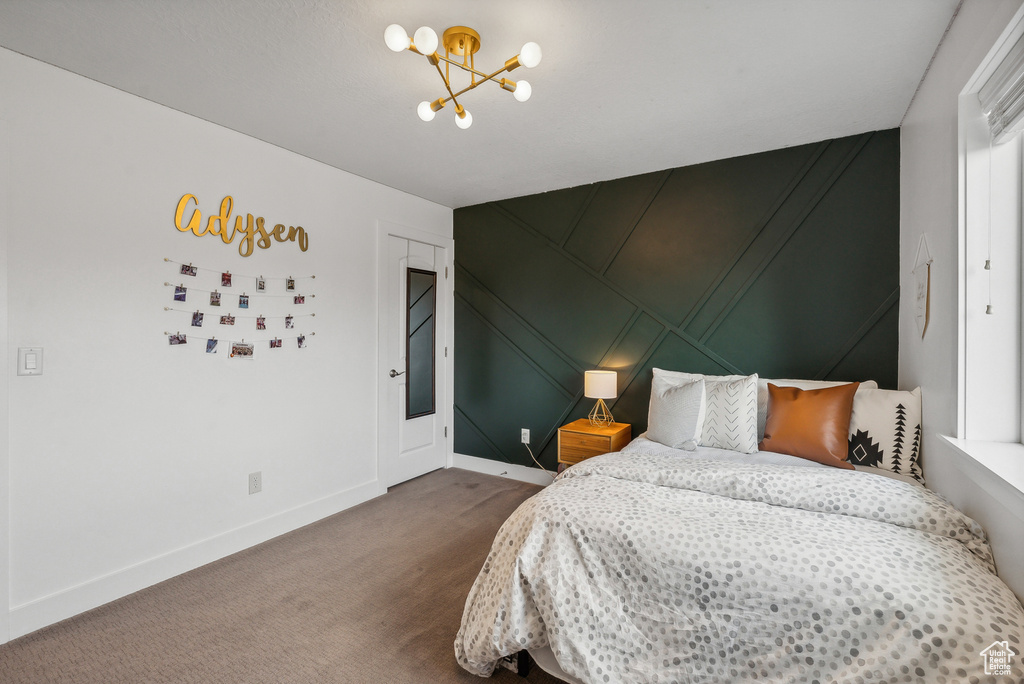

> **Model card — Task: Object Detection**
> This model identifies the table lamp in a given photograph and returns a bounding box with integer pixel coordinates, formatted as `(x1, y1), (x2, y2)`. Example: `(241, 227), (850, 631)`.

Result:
(585, 370), (617, 427)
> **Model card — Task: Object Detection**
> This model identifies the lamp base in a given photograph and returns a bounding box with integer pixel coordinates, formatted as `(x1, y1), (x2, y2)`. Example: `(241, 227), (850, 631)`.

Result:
(588, 399), (614, 427)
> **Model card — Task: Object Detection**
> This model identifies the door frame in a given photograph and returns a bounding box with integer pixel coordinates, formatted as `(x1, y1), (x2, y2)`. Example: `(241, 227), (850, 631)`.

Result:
(376, 220), (454, 495)
(0, 120), (11, 644)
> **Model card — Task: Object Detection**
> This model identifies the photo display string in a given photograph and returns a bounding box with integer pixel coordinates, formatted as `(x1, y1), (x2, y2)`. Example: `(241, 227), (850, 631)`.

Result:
(165, 332), (315, 355)
(164, 258), (316, 356)
(166, 282), (316, 302)
(164, 257), (315, 285)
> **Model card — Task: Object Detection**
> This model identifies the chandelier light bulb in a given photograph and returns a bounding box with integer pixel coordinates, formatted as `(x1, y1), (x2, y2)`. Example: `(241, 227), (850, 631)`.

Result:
(384, 24), (410, 52)
(519, 42), (542, 68)
(513, 80), (532, 102)
(455, 109), (473, 129)
(413, 26), (439, 55)
(417, 101), (436, 122)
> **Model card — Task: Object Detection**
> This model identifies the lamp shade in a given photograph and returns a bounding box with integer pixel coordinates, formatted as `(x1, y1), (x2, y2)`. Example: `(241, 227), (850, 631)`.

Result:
(584, 370), (617, 400)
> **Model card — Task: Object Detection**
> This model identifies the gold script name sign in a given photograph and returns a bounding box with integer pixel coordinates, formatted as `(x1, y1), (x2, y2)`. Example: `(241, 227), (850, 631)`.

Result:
(174, 194), (309, 257)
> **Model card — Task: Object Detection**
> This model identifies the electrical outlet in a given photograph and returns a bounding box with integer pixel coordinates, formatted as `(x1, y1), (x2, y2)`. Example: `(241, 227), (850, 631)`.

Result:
(249, 471), (262, 495)
(521, 428), (530, 444)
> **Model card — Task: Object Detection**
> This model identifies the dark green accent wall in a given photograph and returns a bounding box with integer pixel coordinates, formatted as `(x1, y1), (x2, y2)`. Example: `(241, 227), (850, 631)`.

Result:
(454, 129), (900, 470)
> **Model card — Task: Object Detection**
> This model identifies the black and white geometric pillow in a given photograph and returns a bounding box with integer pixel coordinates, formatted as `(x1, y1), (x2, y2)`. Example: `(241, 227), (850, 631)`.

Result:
(847, 387), (923, 483)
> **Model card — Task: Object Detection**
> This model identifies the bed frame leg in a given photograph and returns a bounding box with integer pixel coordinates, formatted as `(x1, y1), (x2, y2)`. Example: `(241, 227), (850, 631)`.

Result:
(516, 650), (533, 677)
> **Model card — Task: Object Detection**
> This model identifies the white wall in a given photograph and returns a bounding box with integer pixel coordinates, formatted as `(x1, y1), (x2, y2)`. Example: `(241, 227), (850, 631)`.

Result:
(0, 48), (451, 640)
(900, 0), (1024, 600)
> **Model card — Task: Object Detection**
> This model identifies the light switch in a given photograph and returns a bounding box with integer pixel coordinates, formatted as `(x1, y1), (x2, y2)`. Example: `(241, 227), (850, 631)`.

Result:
(18, 347), (43, 376)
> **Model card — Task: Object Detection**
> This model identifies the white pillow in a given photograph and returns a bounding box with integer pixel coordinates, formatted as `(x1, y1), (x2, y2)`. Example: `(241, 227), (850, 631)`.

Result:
(757, 378), (879, 442)
(654, 368), (749, 386)
(848, 386), (924, 483)
(647, 377), (705, 450)
(652, 369), (759, 454)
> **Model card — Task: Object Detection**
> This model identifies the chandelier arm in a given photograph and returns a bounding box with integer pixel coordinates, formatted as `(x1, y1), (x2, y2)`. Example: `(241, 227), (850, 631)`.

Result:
(431, 79), (498, 106)
(434, 70), (520, 106)
(433, 60), (460, 107)
(471, 64), (514, 87)
(434, 53), (510, 85)
(448, 79), (490, 100)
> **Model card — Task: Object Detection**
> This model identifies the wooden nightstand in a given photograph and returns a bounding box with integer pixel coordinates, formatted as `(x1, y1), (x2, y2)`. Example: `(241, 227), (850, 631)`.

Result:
(557, 419), (631, 470)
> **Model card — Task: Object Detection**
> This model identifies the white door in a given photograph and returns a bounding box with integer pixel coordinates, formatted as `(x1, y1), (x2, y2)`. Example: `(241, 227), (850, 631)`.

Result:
(378, 223), (450, 488)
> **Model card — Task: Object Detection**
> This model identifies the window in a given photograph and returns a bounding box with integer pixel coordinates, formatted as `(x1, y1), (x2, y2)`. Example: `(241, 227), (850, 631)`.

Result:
(959, 7), (1024, 442)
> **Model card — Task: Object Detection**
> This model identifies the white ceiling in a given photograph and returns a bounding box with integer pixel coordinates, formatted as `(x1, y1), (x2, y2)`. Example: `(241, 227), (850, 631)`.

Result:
(0, 0), (959, 208)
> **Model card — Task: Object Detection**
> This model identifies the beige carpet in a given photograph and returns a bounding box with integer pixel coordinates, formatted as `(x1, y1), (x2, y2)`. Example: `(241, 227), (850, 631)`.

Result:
(0, 468), (563, 683)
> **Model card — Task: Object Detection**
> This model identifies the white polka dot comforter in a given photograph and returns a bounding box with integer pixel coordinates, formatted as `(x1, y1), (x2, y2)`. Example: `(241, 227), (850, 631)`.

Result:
(455, 449), (1024, 683)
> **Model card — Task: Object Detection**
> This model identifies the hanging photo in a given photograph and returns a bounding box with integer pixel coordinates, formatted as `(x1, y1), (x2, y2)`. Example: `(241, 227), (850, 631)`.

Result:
(239, 294), (249, 309)
(294, 295), (305, 305)
(286, 277), (295, 291)
(270, 338), (282, 349)
(169, 333), (187, 345)
(230, 341), (254, 359)
(256, 276), (266, 292)
(222, 271), (232, 287)
(174, 286), (187, 302)
(206, 338), (218, 354)
(191, 311), (204, 327)
(180, 264), (197, 277)
(220, 314), (236, 326)
(210, 291), (221, 307)
(256, 316), (266, 330)
(285, 315), (294, 329)
(297, 334), (306, 349)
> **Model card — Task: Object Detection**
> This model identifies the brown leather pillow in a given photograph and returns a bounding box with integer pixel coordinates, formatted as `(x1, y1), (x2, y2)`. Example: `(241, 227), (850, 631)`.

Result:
(758, 382), (859, 469)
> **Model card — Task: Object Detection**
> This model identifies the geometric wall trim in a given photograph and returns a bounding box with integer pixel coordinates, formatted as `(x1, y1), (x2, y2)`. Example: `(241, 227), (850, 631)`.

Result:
(454, 129), (899, 470)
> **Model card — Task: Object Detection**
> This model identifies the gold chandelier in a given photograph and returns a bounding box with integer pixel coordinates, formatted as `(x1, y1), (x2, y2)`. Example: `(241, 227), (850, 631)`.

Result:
(384, 24), (542, 130)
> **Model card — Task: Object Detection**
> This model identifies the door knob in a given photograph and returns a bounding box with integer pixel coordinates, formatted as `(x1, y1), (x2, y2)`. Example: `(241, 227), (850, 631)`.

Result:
(389, 369), (405, 378)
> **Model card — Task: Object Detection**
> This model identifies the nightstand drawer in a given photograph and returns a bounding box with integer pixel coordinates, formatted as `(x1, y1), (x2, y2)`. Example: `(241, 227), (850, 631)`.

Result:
(559, 432), (612, 452)
(558, 440), (610, 464)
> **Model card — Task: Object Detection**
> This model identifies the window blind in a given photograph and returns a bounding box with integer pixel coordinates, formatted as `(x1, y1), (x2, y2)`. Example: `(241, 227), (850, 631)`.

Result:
(979, 31), (1024, 143)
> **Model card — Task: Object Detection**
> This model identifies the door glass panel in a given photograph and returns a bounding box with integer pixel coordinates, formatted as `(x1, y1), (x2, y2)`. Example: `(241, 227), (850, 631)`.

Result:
(406, 268), (436, 418)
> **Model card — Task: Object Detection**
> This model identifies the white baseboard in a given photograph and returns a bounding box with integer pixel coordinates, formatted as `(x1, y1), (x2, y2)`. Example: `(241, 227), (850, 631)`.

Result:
(452, 453), (555, 487)
(8, 479), (381, 641)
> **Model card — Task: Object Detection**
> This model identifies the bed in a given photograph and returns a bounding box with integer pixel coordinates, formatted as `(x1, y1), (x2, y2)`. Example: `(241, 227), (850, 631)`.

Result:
(454, 371), (1024, 683)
